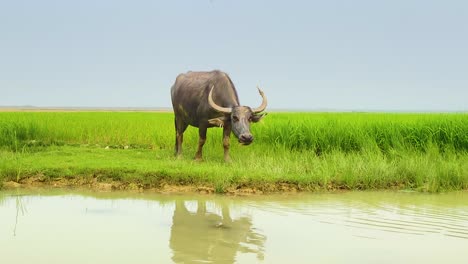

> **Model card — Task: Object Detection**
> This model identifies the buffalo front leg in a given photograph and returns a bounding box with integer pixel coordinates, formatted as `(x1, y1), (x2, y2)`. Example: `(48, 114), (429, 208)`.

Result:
(195, 126), (207, 161)
(174, 118), (188, 158)
(175, 131), (183, 158)
(223, 125), (231, 162)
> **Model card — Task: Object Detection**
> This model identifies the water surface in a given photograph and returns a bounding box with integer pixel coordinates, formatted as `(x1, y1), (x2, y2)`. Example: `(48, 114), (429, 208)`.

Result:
(1, 189), (467, 264)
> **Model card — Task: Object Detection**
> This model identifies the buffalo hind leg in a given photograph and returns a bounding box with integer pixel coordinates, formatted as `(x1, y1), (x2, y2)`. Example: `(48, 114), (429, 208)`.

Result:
(174, 118), (188, 158)
(195, 126), (207, 161)
(223, 124), (231, 162)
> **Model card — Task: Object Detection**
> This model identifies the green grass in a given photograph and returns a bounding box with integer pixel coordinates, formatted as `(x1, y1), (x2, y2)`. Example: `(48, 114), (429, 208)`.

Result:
(1, 112), (468, 192)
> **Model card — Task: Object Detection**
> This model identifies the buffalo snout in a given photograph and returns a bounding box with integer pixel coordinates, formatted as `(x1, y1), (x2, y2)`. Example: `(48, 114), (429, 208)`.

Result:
(239, 134), (254, 145)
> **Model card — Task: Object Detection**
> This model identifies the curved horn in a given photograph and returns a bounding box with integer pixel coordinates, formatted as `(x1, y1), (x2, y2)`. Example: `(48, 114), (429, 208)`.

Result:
(208, 85), (232, 113)
(252, 86), (268, 113)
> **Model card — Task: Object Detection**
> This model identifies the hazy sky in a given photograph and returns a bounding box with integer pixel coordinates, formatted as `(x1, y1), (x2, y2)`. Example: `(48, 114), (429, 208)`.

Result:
(1, 0), (467, 111)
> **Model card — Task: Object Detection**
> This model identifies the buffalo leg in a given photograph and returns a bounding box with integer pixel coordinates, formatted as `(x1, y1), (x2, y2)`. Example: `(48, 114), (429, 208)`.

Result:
(223, 124), (231, 162)
(195, 126), (207, 161)
(174, 118), (188, 158)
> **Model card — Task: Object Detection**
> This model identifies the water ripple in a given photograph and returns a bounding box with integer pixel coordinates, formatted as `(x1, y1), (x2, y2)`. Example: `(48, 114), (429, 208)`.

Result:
(251, 193), (468, 240)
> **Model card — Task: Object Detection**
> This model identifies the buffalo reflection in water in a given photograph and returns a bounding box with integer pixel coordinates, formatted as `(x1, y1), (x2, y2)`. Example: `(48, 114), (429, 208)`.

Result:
(170, 200), (265, 263)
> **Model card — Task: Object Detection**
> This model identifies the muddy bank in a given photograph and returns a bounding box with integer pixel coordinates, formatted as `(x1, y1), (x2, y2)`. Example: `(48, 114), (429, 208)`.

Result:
(1, 175), (307, 195)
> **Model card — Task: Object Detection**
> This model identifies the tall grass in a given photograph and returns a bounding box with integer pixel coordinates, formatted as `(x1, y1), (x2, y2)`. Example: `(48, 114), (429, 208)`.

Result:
(1, 112), (467, 154)
(0, 112), (173, 150)
(255, 113), (468, 154)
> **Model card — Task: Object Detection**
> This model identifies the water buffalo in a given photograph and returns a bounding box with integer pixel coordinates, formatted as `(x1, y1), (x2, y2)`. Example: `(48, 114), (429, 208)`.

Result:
(170, 70), (267, 161)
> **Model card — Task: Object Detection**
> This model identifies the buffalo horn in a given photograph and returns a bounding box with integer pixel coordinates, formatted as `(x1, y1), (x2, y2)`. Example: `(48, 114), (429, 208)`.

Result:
(252, 86), (268, 113)
(208, 85), (232, 113)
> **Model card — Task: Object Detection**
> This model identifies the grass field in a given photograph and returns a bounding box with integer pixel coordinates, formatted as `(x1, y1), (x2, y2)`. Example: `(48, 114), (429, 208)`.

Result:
(1, 111), (468, 192)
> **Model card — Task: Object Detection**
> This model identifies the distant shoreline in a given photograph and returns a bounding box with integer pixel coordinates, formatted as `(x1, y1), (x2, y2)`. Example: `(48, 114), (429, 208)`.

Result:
(0, 106), (173, 112)
(0, 106), (466, 113)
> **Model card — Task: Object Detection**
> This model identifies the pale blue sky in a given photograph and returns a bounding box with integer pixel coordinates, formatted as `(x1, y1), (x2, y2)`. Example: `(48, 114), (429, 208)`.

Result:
(1, 0), (467, 111)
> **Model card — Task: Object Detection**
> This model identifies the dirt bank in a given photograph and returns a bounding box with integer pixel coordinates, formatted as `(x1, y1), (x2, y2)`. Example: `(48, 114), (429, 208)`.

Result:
(2, 175), (307, 195)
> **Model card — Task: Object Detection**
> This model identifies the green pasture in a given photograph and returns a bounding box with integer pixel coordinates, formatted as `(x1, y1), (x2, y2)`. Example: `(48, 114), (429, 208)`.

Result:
(1, 112), (467, 192)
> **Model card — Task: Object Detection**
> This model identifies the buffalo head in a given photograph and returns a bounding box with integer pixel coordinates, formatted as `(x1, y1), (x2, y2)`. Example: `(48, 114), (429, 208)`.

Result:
(208, 86), (267, 145)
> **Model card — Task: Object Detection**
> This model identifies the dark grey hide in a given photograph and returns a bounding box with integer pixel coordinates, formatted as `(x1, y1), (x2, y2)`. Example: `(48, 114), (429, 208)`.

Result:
(170, 70), (267, 161)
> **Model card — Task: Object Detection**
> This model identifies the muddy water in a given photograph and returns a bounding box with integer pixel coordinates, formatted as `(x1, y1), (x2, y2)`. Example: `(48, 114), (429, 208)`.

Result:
(1, 190), (467, 264)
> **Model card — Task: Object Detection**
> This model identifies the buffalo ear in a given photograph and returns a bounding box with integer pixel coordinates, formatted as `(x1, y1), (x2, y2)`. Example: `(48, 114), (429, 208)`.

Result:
(251, 112), (267, 123)
(208, 116), (228, 127)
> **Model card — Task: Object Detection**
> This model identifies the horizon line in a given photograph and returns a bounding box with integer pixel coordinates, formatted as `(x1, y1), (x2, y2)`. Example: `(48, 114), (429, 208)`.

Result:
(0, 105), (467, 113)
